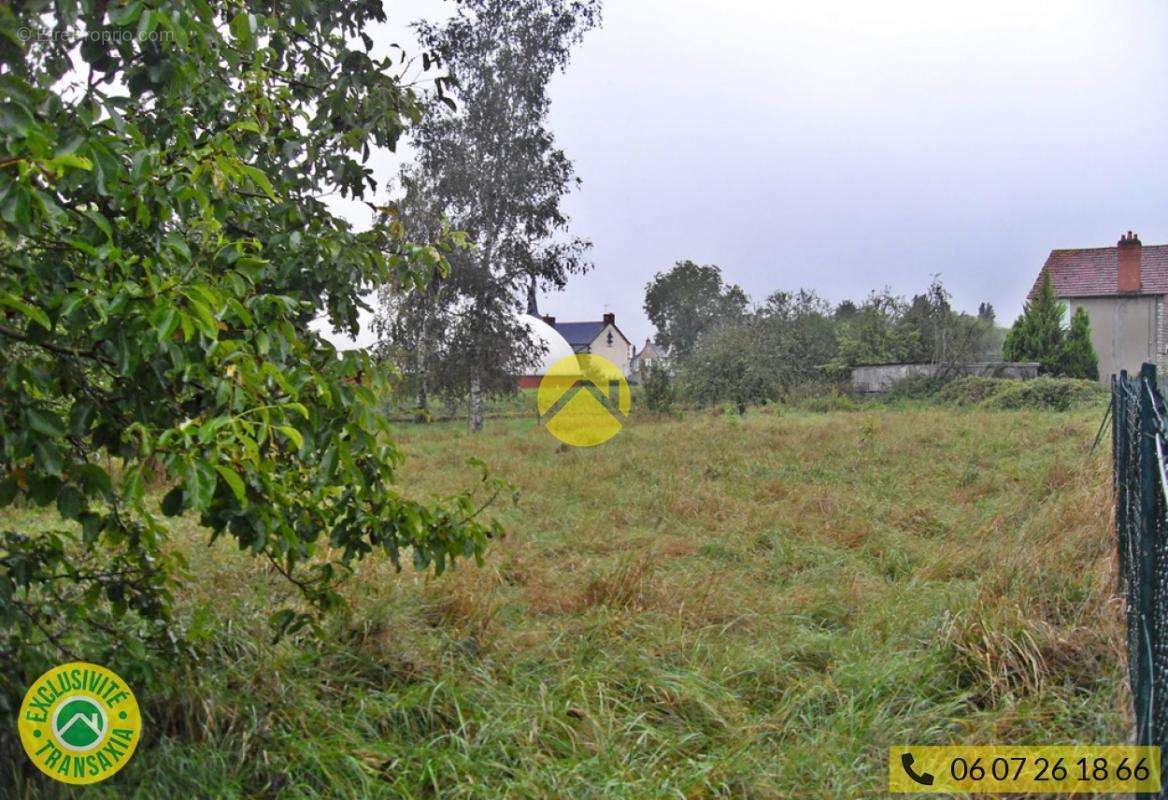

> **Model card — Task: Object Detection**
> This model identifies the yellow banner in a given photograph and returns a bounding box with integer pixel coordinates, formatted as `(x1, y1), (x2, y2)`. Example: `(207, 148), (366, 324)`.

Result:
(888, 745), (1160, 794)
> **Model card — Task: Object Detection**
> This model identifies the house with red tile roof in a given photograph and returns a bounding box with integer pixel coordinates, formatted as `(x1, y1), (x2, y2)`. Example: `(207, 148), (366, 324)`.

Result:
(1028, 231), (1168, 381)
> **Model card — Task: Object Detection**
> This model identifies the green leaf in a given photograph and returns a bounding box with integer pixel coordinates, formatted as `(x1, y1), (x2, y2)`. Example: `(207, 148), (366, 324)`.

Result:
(27, 407), (66, 438)
(45, 154), (93, 172)
(277, 425), (304, 451)
(161, 485), (184, 517)
(184, 462), (216, 510)
(215, 465), (247, 503)
(28, 475), (61, 506)
(0, 101), (33, 135)
(80, 512), (103, 542)
(108, 1), (144, 25)
(237, 164), (276, 199)
(229, 12), (255, 47)
(284, 402), (309, 419)
(57, 485), (84, 520)
(157, 307), (180, 343)
(73, 463), (112, 497)
(0, 292), (51, 330)
(69, 402), (95, 435)
(0, 475), (17, 506)
(34, 440), (63, 476)
(86, 210), (113, 241)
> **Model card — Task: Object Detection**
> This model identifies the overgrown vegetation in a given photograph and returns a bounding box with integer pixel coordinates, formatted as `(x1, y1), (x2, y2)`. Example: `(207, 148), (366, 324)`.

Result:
(0, 0), (499, 718)
(1003, 272), (1099, 379)
(373, 0), (598, 431)
(937, 376), (1106, 411)
(640, 363), (676, 414)
(5, 405), (1124, 797)
(648, 266), (1002, 410)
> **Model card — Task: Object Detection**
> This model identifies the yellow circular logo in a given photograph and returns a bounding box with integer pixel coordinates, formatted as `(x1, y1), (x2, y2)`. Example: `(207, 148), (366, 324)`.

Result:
(537, 354), (631, 447)
(18, 662), (141, 784)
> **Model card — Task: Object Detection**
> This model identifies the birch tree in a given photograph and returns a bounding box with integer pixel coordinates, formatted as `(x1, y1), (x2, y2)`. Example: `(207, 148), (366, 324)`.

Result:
(383, 0), (598, 432)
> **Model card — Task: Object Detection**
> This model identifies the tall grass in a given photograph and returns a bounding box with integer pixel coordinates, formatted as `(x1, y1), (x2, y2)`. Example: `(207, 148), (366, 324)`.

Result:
(8, 404), (1126, 798)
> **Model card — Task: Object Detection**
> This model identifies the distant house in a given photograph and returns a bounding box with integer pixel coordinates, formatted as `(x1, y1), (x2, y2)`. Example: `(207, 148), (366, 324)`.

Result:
(541, 313), (631, 375)
(627, 338), (670, 384)
(515, 312), (632, 389)
(1028, 231), (1168, 381)
(516, 314), (577, 389)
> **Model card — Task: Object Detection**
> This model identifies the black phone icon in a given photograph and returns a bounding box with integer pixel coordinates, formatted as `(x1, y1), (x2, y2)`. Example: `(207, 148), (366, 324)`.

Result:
(901, 753), (935, 786)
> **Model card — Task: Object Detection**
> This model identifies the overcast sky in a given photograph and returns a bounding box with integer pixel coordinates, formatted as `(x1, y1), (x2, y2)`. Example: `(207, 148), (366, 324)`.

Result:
(325, 0), (1168, 348)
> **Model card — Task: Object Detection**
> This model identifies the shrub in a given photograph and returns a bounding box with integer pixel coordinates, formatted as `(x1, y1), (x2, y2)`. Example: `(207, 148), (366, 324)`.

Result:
(1003, 273), (1100, 379)
(1059, 307), (1100, 381)
(783, 380), (850, 403)
(979, 377), (1106, 411)
(886, 372), (951, 401)
(936, 376), (1012, 406)
(0, 2), (499, 689)
(679, 317), (778, 410)
(642, 364), (676, 414)
(935, 375), (1105, 411)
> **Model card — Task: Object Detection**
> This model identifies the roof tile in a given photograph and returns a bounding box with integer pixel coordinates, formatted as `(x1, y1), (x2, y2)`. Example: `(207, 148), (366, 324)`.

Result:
(1030, 244), (1168, 298)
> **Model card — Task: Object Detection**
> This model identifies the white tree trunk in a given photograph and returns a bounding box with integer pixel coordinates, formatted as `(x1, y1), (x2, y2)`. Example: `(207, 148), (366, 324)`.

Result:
(415, 326), (429, 419)
(468, 370), (484, 433)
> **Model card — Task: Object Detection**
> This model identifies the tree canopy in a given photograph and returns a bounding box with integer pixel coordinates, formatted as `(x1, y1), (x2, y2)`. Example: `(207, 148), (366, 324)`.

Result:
(659, 275), (999, 408)
(375, 0), (598, 431)
(643, 260), (748, 357)
(1003, 272), (1097, 378)
(0, 1), (499, 681)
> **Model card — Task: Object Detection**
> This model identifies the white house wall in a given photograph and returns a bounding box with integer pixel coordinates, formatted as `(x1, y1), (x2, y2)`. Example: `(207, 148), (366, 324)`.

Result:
(588, 324), (631, 374)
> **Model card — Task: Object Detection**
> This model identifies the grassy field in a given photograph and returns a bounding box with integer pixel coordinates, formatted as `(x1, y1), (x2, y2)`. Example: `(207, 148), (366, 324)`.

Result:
(10, 401), (1126, 798)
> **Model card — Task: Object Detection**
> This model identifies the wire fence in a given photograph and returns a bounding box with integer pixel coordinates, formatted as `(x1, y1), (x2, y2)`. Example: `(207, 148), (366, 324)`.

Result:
(1114, 364), (1168, 797)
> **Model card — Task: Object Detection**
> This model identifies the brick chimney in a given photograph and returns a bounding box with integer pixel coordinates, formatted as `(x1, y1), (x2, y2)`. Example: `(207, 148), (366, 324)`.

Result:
(541, 315), (556, 326)
(602, 312), (615, 326)
(1118, 230), (1142, 293)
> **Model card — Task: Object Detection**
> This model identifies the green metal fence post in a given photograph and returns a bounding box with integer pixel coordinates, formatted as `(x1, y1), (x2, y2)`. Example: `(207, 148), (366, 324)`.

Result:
(1137, 363), (1158, 749)
(1116, 372), (1126, 578)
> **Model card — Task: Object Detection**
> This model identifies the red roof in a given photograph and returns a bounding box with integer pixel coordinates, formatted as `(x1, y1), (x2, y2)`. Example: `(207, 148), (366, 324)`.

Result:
(1029, 244), (1168, 299)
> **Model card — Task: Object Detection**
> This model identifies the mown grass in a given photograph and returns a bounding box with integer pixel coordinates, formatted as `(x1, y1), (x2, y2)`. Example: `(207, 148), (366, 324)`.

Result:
(9, 401), (1126, 798)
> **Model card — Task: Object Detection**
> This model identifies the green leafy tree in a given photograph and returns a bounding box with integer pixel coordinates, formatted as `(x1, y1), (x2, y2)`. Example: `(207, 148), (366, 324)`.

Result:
(1003, 272), (1066, 374)
(680, 317), (777, 412)
(977, 302), (996, 325)
(833, 299), (859, 321)
(679, 290), (840, 411)
(372, 172), (452, 420)
(1059, 306), (1099, 380)
(0, 2), (501, 692)
(900, 279), (953, 362)
(828, 280), (993, 375)
(381, 0), (599, 433)
(828, 289), (914, 372)
(905, 279), (998, 367)
(757, 289), (838, 387)
(643, 261), (748, 357)
(641, 363), (675, 414)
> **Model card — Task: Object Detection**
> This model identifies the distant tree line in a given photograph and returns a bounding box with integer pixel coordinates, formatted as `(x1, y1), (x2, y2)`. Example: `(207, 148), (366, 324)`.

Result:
(642, 260), (1096, 411)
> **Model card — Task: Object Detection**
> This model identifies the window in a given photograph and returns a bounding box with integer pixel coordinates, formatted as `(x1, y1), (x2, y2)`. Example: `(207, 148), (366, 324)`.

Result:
(606, 332), (613, 346)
